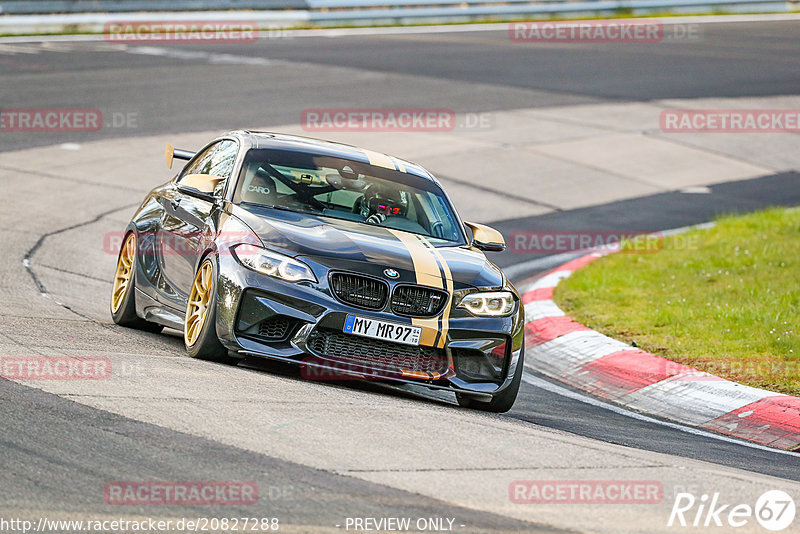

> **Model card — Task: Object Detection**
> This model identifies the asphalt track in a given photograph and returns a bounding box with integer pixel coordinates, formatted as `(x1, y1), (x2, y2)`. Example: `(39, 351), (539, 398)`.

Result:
(1, 18), (800, 533)
(1, 19), (799, 151)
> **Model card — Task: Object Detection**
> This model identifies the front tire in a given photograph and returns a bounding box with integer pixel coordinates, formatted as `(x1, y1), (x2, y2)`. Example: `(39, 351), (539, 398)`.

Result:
(456, 347), (524, 413)
(110, 232), (163, 333)
(184, 258), (237, 364)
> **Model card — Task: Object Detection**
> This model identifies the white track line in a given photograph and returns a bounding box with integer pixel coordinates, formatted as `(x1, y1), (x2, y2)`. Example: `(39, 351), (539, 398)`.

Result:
(522, 373), (798, 457)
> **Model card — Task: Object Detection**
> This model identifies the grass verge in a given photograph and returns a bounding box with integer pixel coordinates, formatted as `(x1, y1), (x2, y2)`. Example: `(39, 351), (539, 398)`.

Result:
(554, 207), (800, 395)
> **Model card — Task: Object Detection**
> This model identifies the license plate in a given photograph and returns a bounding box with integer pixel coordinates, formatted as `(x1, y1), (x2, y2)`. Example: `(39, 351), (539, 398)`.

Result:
(343, 315), (421, 346)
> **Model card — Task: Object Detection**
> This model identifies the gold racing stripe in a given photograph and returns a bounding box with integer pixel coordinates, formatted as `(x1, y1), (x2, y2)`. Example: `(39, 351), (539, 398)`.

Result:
(418, 235), (454, 350)
(361, 149), (397, 170)
(391, 157), (406, 173)
(387, 230), (442, 288)
(360, 149), (409, 174)
(387, 229), (444, 347)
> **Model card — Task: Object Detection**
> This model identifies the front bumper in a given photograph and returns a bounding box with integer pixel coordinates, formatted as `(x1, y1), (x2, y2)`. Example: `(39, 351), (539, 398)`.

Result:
(213, 254), (524, 399)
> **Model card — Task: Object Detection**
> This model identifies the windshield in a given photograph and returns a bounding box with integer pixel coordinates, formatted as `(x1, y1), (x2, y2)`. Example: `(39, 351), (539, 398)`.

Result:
(232, 149), (465, 244)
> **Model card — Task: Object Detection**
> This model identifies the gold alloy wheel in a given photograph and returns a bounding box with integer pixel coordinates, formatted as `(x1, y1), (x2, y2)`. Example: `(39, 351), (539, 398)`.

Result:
(185, 260), (213, 347)
(111, 233), (136, 313)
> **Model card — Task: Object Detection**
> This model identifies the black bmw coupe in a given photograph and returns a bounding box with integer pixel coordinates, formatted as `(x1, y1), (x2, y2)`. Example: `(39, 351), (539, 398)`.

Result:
(111, 131), (524, 412)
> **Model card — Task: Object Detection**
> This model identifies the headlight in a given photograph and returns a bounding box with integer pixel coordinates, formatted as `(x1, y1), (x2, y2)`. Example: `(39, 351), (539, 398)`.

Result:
(231, 244), (316, 283)
(457, 291), (515, 317)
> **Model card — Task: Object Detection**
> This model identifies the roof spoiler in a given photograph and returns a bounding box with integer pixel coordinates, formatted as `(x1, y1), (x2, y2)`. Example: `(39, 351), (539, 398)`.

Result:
(165, 143), (195, 169)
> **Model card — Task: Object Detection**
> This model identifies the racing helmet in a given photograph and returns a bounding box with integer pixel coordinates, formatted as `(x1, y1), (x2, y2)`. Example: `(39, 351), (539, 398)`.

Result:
(360, 184), (409, 219)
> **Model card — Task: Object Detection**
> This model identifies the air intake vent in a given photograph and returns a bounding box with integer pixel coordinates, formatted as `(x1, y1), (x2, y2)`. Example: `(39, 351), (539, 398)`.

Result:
(257, 315), (295, 341)
(308, 328), (448, 377)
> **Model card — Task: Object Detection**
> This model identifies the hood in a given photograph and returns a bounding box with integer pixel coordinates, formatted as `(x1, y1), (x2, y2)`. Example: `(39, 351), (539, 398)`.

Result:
(230, 205), (504, 290)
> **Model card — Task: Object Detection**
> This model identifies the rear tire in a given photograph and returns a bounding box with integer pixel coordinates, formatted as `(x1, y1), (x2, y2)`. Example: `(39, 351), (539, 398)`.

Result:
(110, 232), (163, 333)
(456, 348), (524, 413)
(184, 258), (238, 364)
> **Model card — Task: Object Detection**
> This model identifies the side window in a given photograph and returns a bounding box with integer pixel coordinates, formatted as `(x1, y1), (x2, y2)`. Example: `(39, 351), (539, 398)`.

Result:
(274, 177), (294, 197)
(181, 140), (238, 181)
(417, 191), (459, 241)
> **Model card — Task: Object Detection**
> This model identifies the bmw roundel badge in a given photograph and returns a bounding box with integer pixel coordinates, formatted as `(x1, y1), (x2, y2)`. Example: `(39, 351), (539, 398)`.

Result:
(384, 268), (400, 279)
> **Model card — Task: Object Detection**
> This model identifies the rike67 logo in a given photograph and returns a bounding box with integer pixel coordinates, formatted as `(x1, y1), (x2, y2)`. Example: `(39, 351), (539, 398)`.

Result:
(668, 490), (796, 531)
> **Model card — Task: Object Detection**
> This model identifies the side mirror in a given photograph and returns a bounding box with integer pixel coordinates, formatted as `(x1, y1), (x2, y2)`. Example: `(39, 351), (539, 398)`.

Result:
(178, 173), (224, 202)
(165, 143), (195, 169)
(464, 221), (506, 252)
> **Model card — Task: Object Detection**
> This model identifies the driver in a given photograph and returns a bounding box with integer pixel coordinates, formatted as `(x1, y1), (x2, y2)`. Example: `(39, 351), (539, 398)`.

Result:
(360, 185), (408, 225)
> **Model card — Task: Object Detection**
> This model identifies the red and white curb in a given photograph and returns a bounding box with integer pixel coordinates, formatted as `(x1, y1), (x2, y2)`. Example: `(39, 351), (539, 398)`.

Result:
(521, 252), (800, 452)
